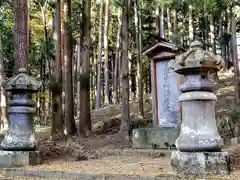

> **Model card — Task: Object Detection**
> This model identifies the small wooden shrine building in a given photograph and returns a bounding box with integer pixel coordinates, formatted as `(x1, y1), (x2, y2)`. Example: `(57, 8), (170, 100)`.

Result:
(142, 38), (185, 128)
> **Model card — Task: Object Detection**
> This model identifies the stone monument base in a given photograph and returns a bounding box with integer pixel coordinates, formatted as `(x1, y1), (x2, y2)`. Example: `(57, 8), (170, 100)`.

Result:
(171, 151), (231, 176)
(0, 151), (42, 167)
(132, 127), (180, 149)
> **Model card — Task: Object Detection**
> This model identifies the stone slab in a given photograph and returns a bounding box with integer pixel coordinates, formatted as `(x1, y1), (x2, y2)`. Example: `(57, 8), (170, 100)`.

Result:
(0, 151), (42, 167)
(171, 151), (232, 176)
(132, 128), (180, 149)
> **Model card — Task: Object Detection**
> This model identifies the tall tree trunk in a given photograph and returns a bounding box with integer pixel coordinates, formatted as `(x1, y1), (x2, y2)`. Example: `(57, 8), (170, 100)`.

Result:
(113, 8), (122, 104)
(231, 16), (240, 104)
(41, 2), (49, 124)
(0, 36), (7, 130)
(166, 7), (172, 40)
(96, 0), (104, 109)
(79, 0), (92, 137)
(173, 8), (177, 33)
(155, 7), (160, 37)
(209, 15), (216, 53)
(63, 0), (77, 135)
(160, 4), (164, 38)
(51, 0), (64, 137)
(76, 40), (81, 118)
(120, 0), (131, 139)
(134, 0), (144, 116)
(13, 0), (28, 70)
(103, 0), (110, 105)
(188, 4), (193, 43)
(27, 0), (30, 52)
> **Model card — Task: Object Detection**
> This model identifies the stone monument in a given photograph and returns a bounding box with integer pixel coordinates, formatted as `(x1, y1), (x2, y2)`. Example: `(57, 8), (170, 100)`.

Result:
(0, 68), (42, 167)
(169, 41), (231, 175)
(132, 38), (185, 149)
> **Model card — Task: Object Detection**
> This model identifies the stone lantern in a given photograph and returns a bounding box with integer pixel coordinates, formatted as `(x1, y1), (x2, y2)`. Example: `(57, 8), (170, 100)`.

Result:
(0, 68), (42, 167)
(169, 41), (231, 175)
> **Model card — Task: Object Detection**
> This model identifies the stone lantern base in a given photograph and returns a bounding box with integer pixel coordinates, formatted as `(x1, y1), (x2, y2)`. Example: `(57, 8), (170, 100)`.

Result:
(0, 151), (42, 167)
(171, 151), (231, 176)
(132, 127), (180, 149)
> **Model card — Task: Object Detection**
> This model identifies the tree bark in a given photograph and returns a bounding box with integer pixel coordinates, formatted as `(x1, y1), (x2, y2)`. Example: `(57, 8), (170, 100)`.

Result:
(76, 40), (81, 118)
(173, 8), (177, 33)
(231, 16), (240, 104)
(96, 0), (104, 109)
(63, 0), (77, 135)
(113, 8), (122, 104)
(0, 36), (7, 130)
(103, 0), (110, 105)
(134, 0), (144, 116)
(209, 16), (216, 53)
(188, 4), (193, 43)
(166, 7), (172, 40)
(79, 0), (92, 137)
(160, 4), (164, 38)
(120, 0), (131, 139)
(51, 0), (64, 137)
(13, 0), (28, 70)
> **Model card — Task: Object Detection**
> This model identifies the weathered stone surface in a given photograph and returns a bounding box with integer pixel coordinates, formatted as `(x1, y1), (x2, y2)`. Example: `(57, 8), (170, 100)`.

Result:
(176, 91), (223, 152)
(0, 151), (42, 167)
(169, 41), (224, 74)
(132, 128), (180, 149)
(171, 151), (231, 176)
(169, 40), (232, 176)
(148, 128), (179, 149)
(2, 68), (42, 91)
(0, 68), (41, 151)
(132, 128), (151, 149)
(155, 60), (181, 128)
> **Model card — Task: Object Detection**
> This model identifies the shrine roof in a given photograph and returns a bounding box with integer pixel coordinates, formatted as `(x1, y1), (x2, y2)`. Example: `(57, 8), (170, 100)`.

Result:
(142, 37), (185, 59)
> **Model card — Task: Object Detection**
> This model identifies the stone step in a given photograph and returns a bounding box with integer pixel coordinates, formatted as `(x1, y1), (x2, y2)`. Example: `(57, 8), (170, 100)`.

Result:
(103, 148), (172, 157)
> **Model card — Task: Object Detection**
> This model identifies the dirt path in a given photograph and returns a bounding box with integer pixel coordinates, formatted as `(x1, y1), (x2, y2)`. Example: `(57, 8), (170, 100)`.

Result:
(16, 155), (171, 177)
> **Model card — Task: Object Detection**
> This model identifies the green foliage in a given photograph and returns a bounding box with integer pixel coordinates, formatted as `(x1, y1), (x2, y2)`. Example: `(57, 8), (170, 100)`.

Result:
(0, 3), (14, 77)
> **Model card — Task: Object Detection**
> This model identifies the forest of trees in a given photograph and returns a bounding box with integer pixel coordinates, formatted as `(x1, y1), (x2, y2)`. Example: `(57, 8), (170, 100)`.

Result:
(0, 0), (239, 140)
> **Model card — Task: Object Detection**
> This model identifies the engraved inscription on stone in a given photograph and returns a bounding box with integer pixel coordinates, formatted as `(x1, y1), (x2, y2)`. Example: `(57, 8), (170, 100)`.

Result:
(156, 60), (180, 128)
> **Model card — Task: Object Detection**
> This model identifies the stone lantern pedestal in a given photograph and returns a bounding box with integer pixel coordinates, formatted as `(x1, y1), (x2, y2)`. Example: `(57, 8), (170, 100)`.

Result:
(0, 68), (42, 167)
(169, 41), (231, 176)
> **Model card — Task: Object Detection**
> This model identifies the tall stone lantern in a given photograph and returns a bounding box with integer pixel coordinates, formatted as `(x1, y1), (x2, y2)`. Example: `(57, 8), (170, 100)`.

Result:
(0, 68), (42, 167)
(169, 41), (231, 175)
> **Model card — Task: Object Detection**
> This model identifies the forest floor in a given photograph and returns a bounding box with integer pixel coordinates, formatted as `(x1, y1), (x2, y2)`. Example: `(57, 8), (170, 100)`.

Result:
(2, 71), (240, 179)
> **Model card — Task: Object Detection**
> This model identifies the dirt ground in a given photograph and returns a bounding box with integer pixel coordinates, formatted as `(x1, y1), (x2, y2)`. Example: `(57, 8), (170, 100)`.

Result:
(23, 155), (170, 176)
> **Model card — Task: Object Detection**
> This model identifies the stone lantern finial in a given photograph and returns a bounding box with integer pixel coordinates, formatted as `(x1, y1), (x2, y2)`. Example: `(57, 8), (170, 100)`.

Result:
(169, 40), (225, 74)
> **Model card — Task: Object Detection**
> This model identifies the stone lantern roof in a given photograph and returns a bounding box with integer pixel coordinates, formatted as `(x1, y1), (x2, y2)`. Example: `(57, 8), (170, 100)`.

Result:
(169, 40), (225, 74)
(2, 68), (42, 91)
